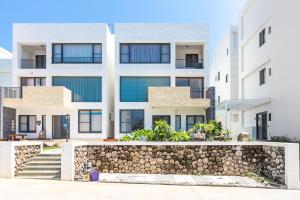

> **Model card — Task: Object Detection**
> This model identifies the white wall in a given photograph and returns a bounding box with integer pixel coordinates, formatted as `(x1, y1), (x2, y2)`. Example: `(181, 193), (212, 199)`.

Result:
(239, 0), (300, 140)
(0, 47), (12, 87)
(114, 23), (209, 139)
(12, 24), (115, 139)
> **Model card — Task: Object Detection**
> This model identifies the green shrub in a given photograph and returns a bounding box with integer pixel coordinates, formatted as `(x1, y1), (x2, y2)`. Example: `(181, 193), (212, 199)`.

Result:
(153, 120), (173, 141)
(170, 130), (192, 142)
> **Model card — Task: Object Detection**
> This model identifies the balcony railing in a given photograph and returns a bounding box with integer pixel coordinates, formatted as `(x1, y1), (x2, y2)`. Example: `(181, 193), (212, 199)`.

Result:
(21, 59), (46, 69)
(52, 57), (102, 64)
(176, 59), (204, 69)
(0, 87), (21, 98)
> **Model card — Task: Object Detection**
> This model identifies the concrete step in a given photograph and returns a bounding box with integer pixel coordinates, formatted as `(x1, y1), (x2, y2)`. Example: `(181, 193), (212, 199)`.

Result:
(17, 170), (61, 176)
(23, 166), (61, 171)
(15, 175), (61, 180)
(36, 154), (61, 158)
(28, 161), (61, 166)
(32, 156), (61, 161)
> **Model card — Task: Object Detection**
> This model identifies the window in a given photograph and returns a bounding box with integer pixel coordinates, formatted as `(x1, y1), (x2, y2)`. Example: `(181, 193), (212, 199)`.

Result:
(19, 115), (36, 132)
(218, 96), (221, 104)
(259, 68), (266, 85)
(259, 29), (266, 47)
(120, 43), (170, 63)
(175, 115), (181, 131)
(120, 77), (170, 102)
(152, 115), (171, 127)
(268, 26), (271, 34)
(52, 77), (102, 102)
(226, 48), (229, 55)
(120, 110), (144, 133)
(176, 77), (204, 98)
(268, 113), (272, 121)
(225, 74), (229, 83)
(78, 110), (102, 133)
(21, 77), (46, 86)
(52, 44), (102, 63)
(268, 68), (271, 76)
(42, 115), (46, 131)
(186, 115), (204, 131)
(218, 72), (220, 81)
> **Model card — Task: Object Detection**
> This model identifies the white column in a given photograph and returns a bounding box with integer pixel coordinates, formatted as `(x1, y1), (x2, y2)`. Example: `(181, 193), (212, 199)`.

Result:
(0, 142), (15, 178)
(285, 143), (300, 190)
(61, 142), (75, 181)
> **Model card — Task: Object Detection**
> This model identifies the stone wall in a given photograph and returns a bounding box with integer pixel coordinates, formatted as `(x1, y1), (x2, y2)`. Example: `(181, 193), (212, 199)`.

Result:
(74, 145), (285, 184)
(15, 145), (41, 174)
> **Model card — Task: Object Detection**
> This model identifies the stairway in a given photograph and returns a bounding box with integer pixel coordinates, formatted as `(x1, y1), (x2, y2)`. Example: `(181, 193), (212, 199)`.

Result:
(16, 153), (61, 180)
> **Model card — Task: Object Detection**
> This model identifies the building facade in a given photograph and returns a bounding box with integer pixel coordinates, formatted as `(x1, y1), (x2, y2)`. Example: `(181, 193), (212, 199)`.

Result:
(2, 23), (115, 139)
(0, 47), (12, 87)
(238, 0), (300, 140)
(113, 23), (212, 139)
(213, 26), (240, 139)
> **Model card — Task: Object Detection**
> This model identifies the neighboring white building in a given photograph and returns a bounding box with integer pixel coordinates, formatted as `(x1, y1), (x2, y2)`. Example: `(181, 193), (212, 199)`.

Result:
(113, 23), (213, 139)
(213, 26), (240, 139)
(0, 47), (12, 87)
(2, 23), (115, 139)
(218, 0), (300, 141)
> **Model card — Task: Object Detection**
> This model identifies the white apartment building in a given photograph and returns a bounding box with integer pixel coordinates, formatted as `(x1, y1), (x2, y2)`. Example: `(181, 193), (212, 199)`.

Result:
(213, 26), (240, 139)
(0, 47), (12, 87)
(1, 23), (114, 140)
(231, 0), (300, 140)
(113, 23), (213, 139)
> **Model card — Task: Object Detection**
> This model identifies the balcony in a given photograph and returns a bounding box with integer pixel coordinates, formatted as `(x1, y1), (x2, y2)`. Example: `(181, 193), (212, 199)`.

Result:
(20, 44), (46, 69)
(148, 87), (211, 109)
(21, 59), (46, 69)
(3, 86), (72, 108)
(176, 44), (204, 69)
(175, 59), (204, 69)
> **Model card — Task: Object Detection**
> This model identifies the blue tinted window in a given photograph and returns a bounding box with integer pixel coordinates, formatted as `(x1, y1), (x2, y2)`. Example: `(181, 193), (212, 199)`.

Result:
(120, 77), (170, 102)
(52, 77), (102, 102)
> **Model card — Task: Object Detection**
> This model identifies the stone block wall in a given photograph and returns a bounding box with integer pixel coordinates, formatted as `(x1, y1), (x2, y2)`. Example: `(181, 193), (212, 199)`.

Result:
(15, 145), (41, 174)
(74, 145), (285, 184)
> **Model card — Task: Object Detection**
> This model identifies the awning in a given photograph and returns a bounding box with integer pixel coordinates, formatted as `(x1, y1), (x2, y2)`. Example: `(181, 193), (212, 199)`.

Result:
(216, 98), (272, 111)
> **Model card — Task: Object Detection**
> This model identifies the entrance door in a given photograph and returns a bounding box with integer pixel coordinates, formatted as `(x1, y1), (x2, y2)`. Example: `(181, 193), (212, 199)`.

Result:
(52, 115), (70, 139)
(36, 55), (46, 68)
(256, 112), (268, 140)
(185, 54), (198, 68)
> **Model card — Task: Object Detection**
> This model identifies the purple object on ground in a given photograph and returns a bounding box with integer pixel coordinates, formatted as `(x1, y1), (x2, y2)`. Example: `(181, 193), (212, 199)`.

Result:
(90, 170), (100, 181)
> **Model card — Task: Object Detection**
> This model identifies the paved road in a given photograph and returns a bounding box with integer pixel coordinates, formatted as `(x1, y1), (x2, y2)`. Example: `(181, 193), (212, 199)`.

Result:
(1, 178), (299, 200)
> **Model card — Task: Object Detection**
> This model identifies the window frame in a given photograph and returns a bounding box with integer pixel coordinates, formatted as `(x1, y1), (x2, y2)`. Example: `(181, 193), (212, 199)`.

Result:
(225, 74), (229, 83)
(186, 115), (205, 131)
(20, 77), (46, 87)
(19, 115), (36, 133)
(78, 110), (102, 133)
(259, 29), (266, 47)
(119, 43), (171, 64)
(152, 115), (171, 127)
(52, 43), (102, 64)
(259, 68), (266, 85)
(120, 109), (144, 133)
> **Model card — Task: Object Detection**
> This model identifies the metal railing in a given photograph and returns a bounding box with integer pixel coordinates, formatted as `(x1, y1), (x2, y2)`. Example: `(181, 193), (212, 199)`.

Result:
(176, 59), (204, 69)
(0, 87), (21, 98)
(189, 87), (214, 99)
(52, 57), (102, 63)
(21, 59), (46, 69)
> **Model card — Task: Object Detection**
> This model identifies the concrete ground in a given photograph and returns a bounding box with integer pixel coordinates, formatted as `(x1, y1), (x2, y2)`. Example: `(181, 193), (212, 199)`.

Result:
(0, 178), (299, 200)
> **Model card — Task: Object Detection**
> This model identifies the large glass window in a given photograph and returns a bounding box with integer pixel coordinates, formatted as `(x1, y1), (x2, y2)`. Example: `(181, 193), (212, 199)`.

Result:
(52, 44), (102, 63)
(120, 77), (170, 102)
(186, 115), (204, 131)
(52, 77), (102, 102)
(152, 115), (171, 127)
(175, 115), (181, 131)
(120, 43), (170, 63)
(120, 110), (144, 133)
(21, 77), (46, 86)
(79, 110), (102, 133)
(19, 115), (36, 132)
(176, 77), (204, 98)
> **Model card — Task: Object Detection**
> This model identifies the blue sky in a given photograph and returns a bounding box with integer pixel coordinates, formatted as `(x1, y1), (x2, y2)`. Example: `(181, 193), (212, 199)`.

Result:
(0, 0), (246, 62)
